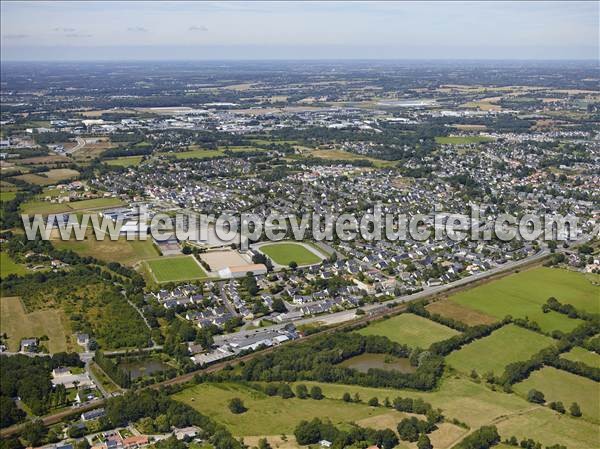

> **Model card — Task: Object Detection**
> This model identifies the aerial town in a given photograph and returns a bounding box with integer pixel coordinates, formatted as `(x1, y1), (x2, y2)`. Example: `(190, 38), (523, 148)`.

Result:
(1, 3), (599, 449)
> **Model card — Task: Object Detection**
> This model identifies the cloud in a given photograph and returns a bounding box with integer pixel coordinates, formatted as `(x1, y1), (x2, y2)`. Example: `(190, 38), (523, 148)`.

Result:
(65, 33), (93, 39)
(3, 34), (29, 39)
(53, 27), (76, 32)
(188, 25), (208, 32)
(127, 26), (148, 33)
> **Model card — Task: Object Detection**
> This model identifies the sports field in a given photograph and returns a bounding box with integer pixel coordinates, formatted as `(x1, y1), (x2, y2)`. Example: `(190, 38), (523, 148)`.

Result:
(145, 255), (207, 282)
(513, 366), (599, 422)
(0, 251), (27, 277)
(445, 324), (555, 375)
(357, 313), (460, 348)
(172, 382), (406, 436)
(0, 296), (69, 352)
(449, 267), (597, 332)
(560, 346), (600, 368)
(259, 242), (323, 266)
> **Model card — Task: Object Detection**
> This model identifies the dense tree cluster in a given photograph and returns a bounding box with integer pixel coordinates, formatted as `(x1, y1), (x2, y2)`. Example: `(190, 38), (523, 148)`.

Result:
(1, 265), (151, 349)
(0, 353), (82, 425)
(236, 332), (445, 391)
(294, 418), (398, 449)
(105, 390), (241, 449)
(457, 425), (500, 449)
(396, 417), (436, 442)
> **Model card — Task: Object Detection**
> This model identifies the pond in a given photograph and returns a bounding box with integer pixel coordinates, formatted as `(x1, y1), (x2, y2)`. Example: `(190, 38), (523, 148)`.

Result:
(338, 353), (416, 374)
(118, 359), (170, 380)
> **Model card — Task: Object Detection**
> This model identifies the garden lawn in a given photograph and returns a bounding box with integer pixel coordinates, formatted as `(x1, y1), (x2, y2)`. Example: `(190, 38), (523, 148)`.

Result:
(449, 267), (597, 333)
(513, 366), (599, 422)
(146, 256), (207, 282)
(357, 313), (459, 348)
(445, 324), (555, 376)
(172, 382), (405, 436)
(259, 242), (322, 266)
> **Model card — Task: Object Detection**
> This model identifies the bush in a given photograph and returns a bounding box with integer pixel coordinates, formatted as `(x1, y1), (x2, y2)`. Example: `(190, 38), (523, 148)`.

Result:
(228, 397), (247, 414)
(527, 389), (545, 404)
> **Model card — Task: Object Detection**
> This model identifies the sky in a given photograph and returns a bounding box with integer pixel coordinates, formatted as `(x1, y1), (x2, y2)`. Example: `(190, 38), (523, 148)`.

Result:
(1, 1), (598, 61)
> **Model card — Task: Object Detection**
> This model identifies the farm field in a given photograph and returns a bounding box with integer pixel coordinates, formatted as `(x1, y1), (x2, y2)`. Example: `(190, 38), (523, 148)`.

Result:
(105, 156), (144, 167)
(445, 324), (555, 375)
(308, 148), (395, 168)
(53, 235), (159, 266)
(259, 242), (323, 266)
(435, 135), (495, 145)
(560, 346), (600, 368)
(292, 378), (598, 449)
(172, 382), (407, 436)
(21, 196), (124, 215)
(0, 296), (70, 352)
(170, 148), (225, 159)
(425, 300), (496, 326)
(145, 255), (207, 282)
(513, 366), (599, 422)
(357, 313), (460, 348)
(15, 168), (80, 186)
(0, 251), (27, 277)
(0, 190), (17, 202)
(448, 267), (597, 332)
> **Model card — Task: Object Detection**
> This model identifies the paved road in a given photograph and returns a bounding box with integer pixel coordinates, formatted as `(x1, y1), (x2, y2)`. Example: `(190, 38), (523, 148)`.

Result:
(66, 137), (86, 154)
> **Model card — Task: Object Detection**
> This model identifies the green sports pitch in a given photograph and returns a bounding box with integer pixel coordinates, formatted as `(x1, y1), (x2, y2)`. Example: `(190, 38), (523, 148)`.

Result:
(259, 242), (323, 266)
(146, 255), (207, 282)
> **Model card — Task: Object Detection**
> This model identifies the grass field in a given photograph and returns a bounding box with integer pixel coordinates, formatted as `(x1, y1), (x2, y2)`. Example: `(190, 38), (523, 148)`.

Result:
(445, 324), (555, 375)
(0, 191), (17, 202)
(105, 156), (143, 167)
(292, 377), (596, 448)
(0, 296), (69, 352)
(308, 149), (395, 168)
(22, 196), (124, 215)
(170, 148), (225, 159)
(425, 300), (496, 326)
(53, 235), (159, 266)
(146, 256), (207, 282)
(449, 267), (597, 333)
(435, 136), (495, 145)
(560, 346), (600, 368)
(513, 366), (599, 422)
(0, 251), (27, 277)
(172, 382), (407, 436)
(357, 313), (460, 348)
(293, 376), (597, 448)
(259, 242), (323, 266)
(15, 168), (80, 186)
